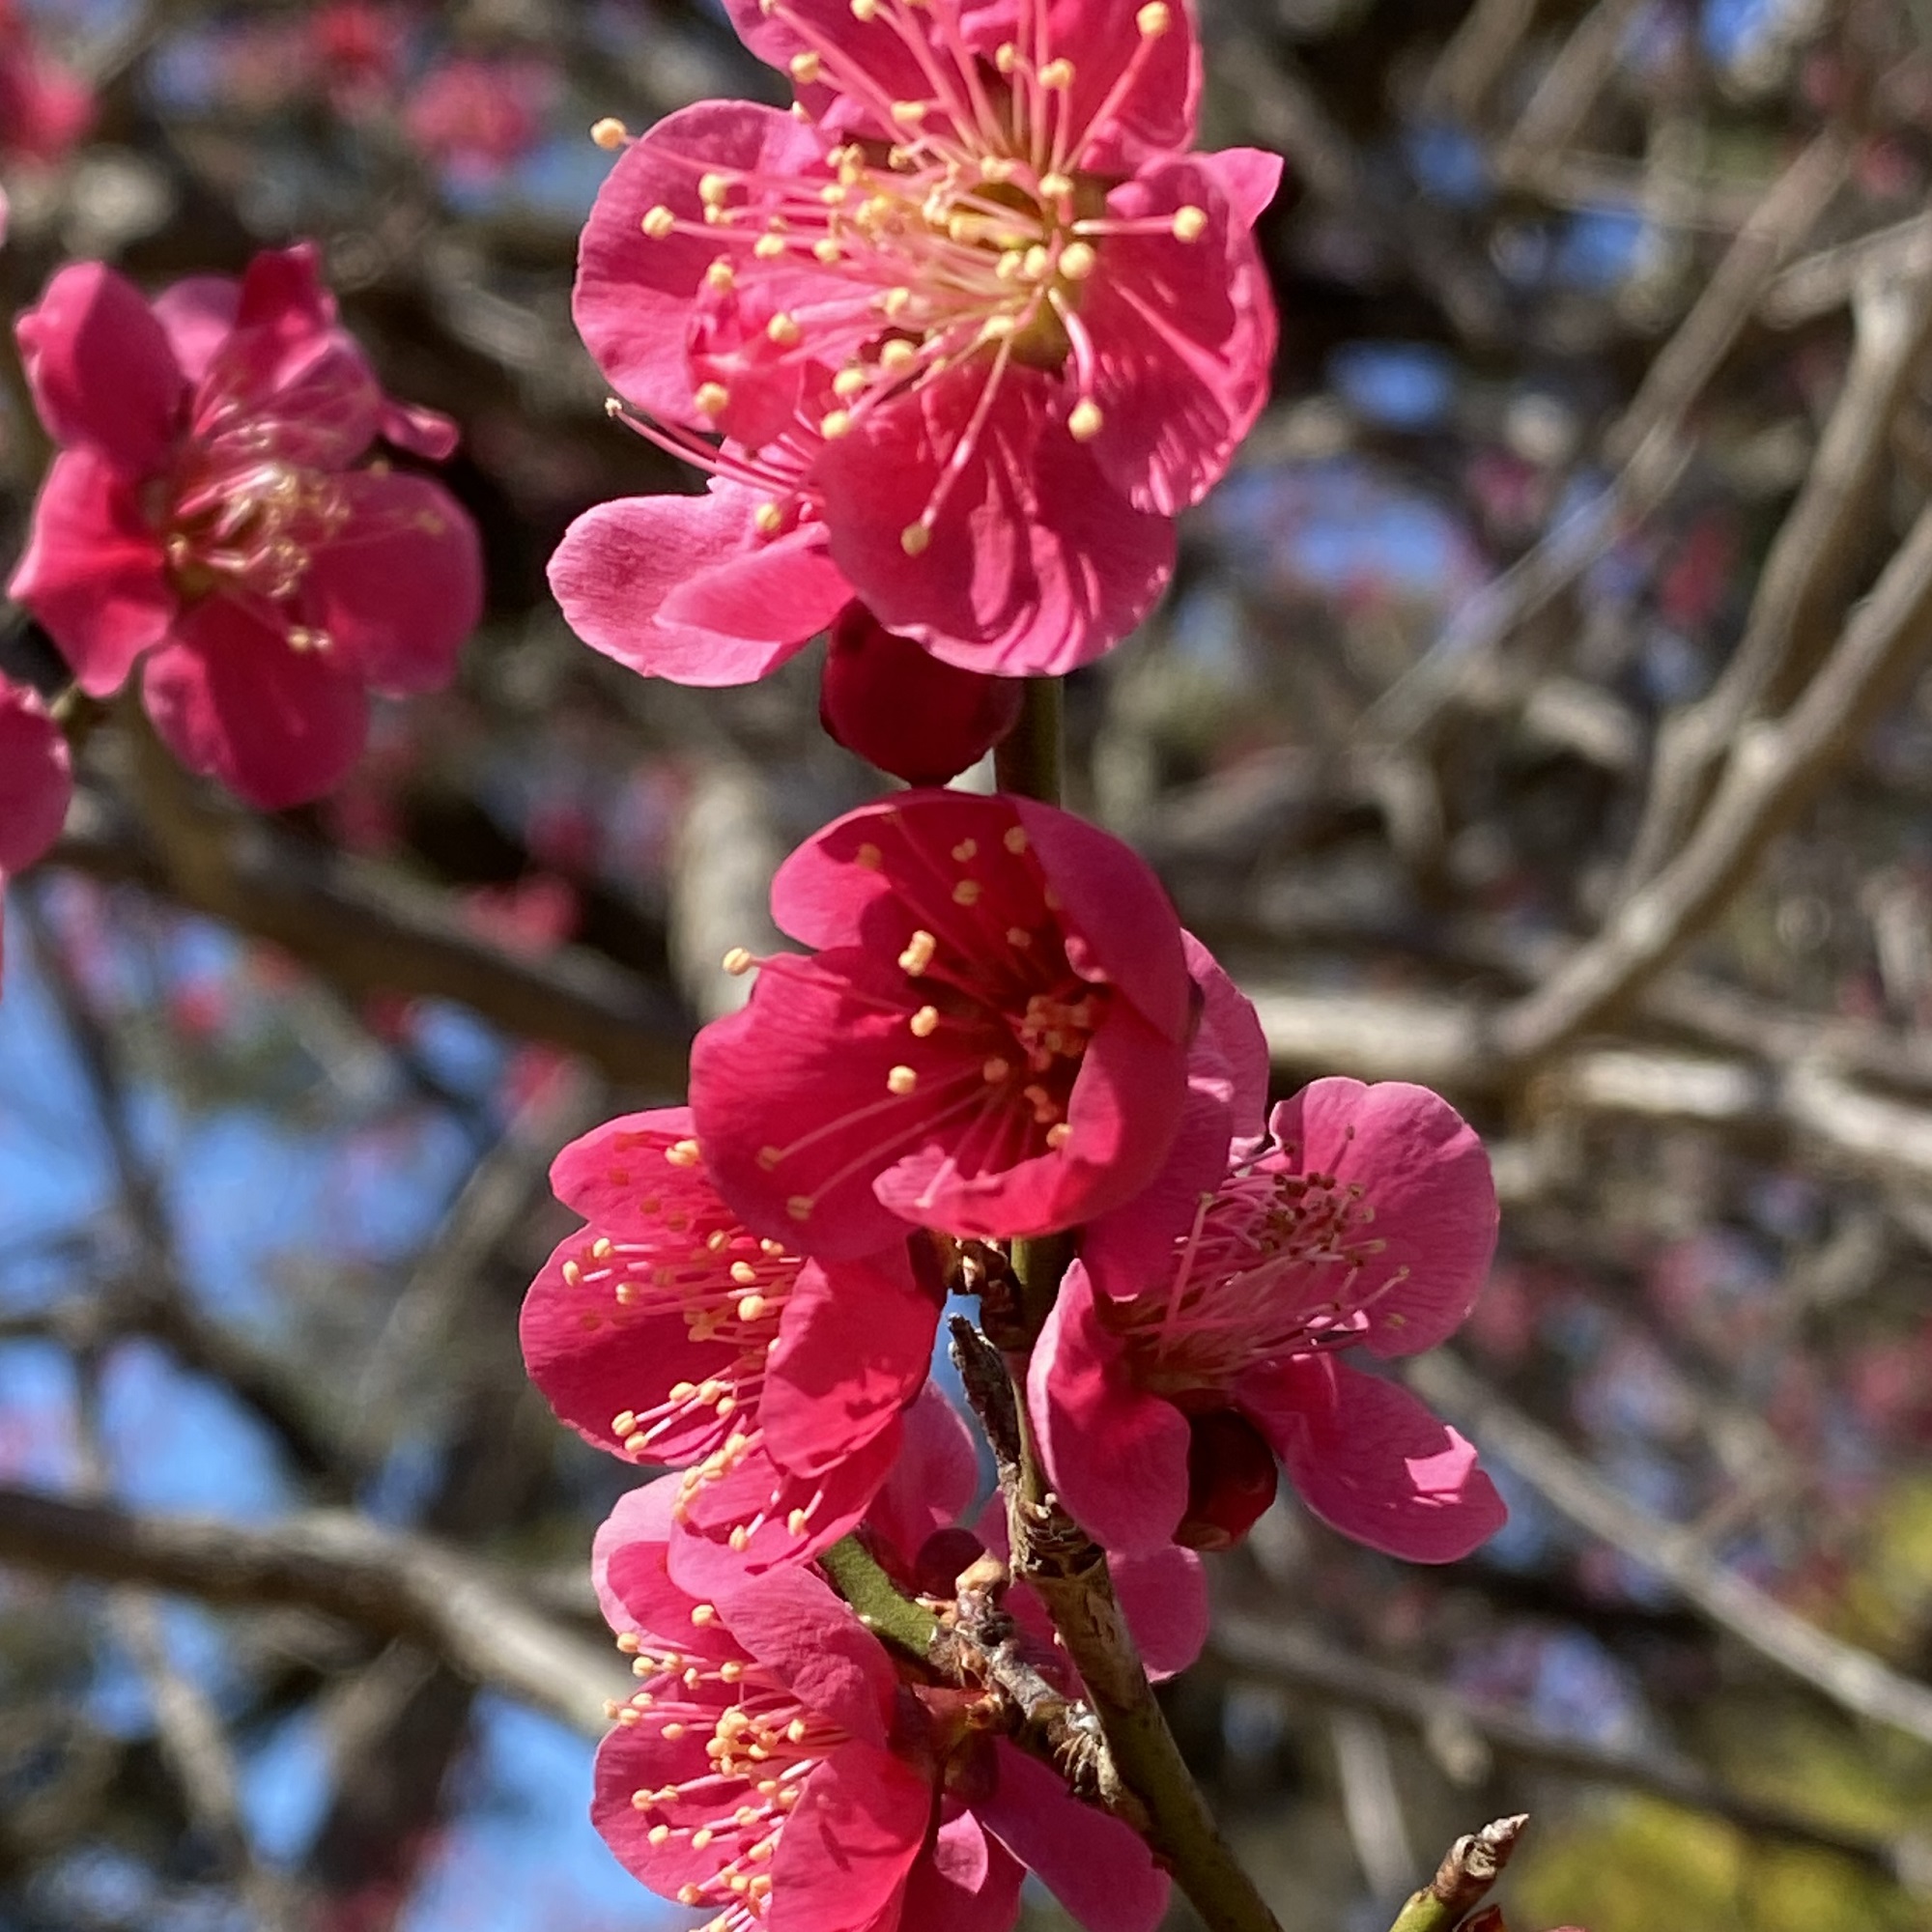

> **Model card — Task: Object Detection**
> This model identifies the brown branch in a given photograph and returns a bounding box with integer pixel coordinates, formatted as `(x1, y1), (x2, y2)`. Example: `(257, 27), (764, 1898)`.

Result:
(1406, 1353), (1932, 1750)
(1494, 486), (1932, 1065)
(1209, 1617), (1910, 1876)
(1494, 0), (1650, 187)
(0, 1487), (626, 1738)
(1386, 1815), (1526, 1932)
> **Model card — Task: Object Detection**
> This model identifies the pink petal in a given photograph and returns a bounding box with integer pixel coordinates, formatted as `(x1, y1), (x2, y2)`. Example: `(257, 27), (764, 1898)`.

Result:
(1028, 1265), (1189, 1555)
(300, 470), (482, 691)
(1110, 1544), (1208, 1678)
(980, 1742), (1169, 1932)
(865, 1383), (981, 1567)
(9, 451), (174, 696)
(548, 1107), (696, 1228)
(378, 396), (461, 461)
(16, 262), (184, 472)
(575, 99), (827, 423)
(761, 1253), (938, 1477)
(0, 676), (72, 873)
(1077, 155), (1278, 517)
(590, 1475), (707, 1639)
(898, 1813), (1027, 1932)
(150, 275), (241, 384)
(770, 1741), (933, 1932)
(1241, 1355), (1507, 1563)
(549, 489), (838, 687)
(142, 599), (370, 809)
(1268, 1079), (1498, 1356)
(712, 1566), (898, 1747)
(815, 372), (1176, 675)
(1200, 144), (1287, 229)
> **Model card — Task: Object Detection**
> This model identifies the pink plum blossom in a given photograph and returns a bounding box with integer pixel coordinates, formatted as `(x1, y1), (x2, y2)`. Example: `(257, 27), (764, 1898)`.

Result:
(552, 0), (1279, 682)
(1031, 1078), (1509, 1563)
(404, 52), (557, 185)
(0, 670), (73, 981)
(0, 1), (94, 165)
(521, 1108), (942, 1579)
(590, 1456), (1170, 1932)
(9, 244), (482, 809)
(688, 789), (1194, 1258)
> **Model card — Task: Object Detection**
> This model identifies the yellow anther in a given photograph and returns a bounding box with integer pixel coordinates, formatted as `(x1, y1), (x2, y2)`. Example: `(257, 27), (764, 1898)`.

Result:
(561, 1259), (582, 1287)
(663, 1722), (688, 1740)
(723, 946), (754, 976)
(786, 1196), (814, 1221)
(591, 117), (629, 149)
(995, 41), (1018, 71)
(1138, 1), (1172, 33)
(667, 1139), (702, 1168)
(952, 879), (982, 906)
(813, 238), (844, 264)
(996, 249), (1026, 282)
(952, 838), (978, 861)
(881, 286), (913, 317)
(880, 337), (919, 373)
(898, 929), (938, 976)
(887, 1065), (919, 1096)
(1022, 244), (1051, 281)
(834, 367), (869, 399)
(730, 1260), (759, 1286)
(1173, 205), (1208, 241)
(641, 203), (676, 239)
(856, 842), (883, 867)
(789, 50), (823, 83)
(706, 257), (736, 292)
(891, 99), (928, 125)
(698, 172), (732, 206)
(983, 1057), (1011, 1084)
(592, 1236), (614, 1259)
(757, 1146), (783, 1170)
(1039, 171), (1074, 201)
(900, 521), (931, 555)
(729, 1525), (752, 1551)
(677, 1886), (701, 1906)
(1039, 57), (1074, 88)
(1068, 399), (1104, 441)
(1003, 825), (1029, 854)
(754, 502), (785, 536)
(910, 1006), (940, 1037)
(612, 1409), (639, 1436)
(648, 1824), (670, 1843)
(980, 155), (1020, 183)
(692, 1828), (714, 1851)
(616, 1632), (642, 1654)
(821, 409), (853, 440)
(737, 1293), (767, 1321)
(851, 0), (878, 16)
(754, 233), (789, 259)
(1058, 241), (1097, 280)
(690, 1603), (718, 1627)
(695, 382), (730, 417)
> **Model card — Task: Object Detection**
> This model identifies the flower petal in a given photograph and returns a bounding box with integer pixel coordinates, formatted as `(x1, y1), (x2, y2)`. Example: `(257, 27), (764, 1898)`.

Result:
(1028, 1264), (1189, 1555)
(1109, 1543), (1208, 1677)
(769, 1741), (933, 1932)
(898, 1812), (1027, 1932)
(548, 1107), (696, 1228)
(150, 274), (241, 384)
(0, 676), (72, 874)
(142, 599), (370, 809)
(865, 1383), (981, 1568)
(1241, 1355), (1507, 1563)
(980, 1741), (1169, 1932)
(17, 262), (184, 472)
(8, 451), (174, 696)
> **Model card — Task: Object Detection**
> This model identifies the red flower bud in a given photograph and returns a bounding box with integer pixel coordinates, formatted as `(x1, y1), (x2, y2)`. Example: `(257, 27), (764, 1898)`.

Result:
(1178, 1409), (1279, 1550)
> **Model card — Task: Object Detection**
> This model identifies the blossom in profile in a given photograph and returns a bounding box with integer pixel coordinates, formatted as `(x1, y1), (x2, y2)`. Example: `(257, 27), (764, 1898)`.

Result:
(10, 244), (482, 808)
(590, 1452), (1170, 1932)
(0, 671), (73, 980)
(521, 1108), (941, 1580)
(689, 789), (1194, 1258)
(1031, 1078), (1508, 1562)
(554, 0), (1279, 683)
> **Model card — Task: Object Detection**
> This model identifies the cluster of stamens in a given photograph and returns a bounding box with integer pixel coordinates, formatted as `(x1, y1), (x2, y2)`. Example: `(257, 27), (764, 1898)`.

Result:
(1119, 1126), (1406, 1387)
(723, 815), (1104, 1226)
(610, 1627), (845, 1927)
(597, 0), (1205, 556)
(557, 1133), (801, 1533)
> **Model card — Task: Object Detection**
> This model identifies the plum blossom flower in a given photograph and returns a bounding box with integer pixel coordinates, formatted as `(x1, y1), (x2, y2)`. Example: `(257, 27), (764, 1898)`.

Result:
(1031, 1078), (1509, 1563)
(521, 1108), (942, 1581)
(404, 52), (558, 185)
(689, 789), (1194, 1258)
(0, 0), (94, 166)
(9, 244), (482, 809)
(552, 0), (1279, 683)
(0, 670), (73, 981)
(591, 1453), (1171, 1932)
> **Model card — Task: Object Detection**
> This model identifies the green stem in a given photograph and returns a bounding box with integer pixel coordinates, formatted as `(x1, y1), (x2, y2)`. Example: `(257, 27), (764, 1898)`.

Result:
(818, 1537), (939, 1662)
(994, 677), (1064, 805)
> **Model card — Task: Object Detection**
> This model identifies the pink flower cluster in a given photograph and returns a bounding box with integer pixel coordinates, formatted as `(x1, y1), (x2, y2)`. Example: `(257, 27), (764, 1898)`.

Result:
(10, 244), (482, 808)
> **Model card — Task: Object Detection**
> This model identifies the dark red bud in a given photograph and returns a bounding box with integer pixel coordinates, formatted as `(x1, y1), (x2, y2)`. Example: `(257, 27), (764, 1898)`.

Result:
(819, 604), (1024, 784)
(1177, 1409), (1278, 1551)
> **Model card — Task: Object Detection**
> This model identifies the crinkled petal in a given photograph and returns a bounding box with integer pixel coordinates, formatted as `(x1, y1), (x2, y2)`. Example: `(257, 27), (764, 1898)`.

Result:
(1028, 1264), (1189, 1555)
(16, 261), (184, 472)
(1241, 1355), (1507, 1563)
(770, 1741), (933, 1932)
(142, 599), (370, 809)
(711, 1565), (897, 1745)
(549, 488), (840, 686)
(980, 1742), (1169, 1932)
(8, 450), (174, 696)
(1269, 1079), (1498, 1356)
(299, 470), (481, 692)
(816, 372), (1176, 675)
(575, 99), (828, 422)
(762, 1253), (937, 1477)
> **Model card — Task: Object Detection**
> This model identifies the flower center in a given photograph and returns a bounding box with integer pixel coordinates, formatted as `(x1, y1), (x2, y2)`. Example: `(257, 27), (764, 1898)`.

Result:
(164, 453), (350, 637)
(1112, 1151), (1399, 1392)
